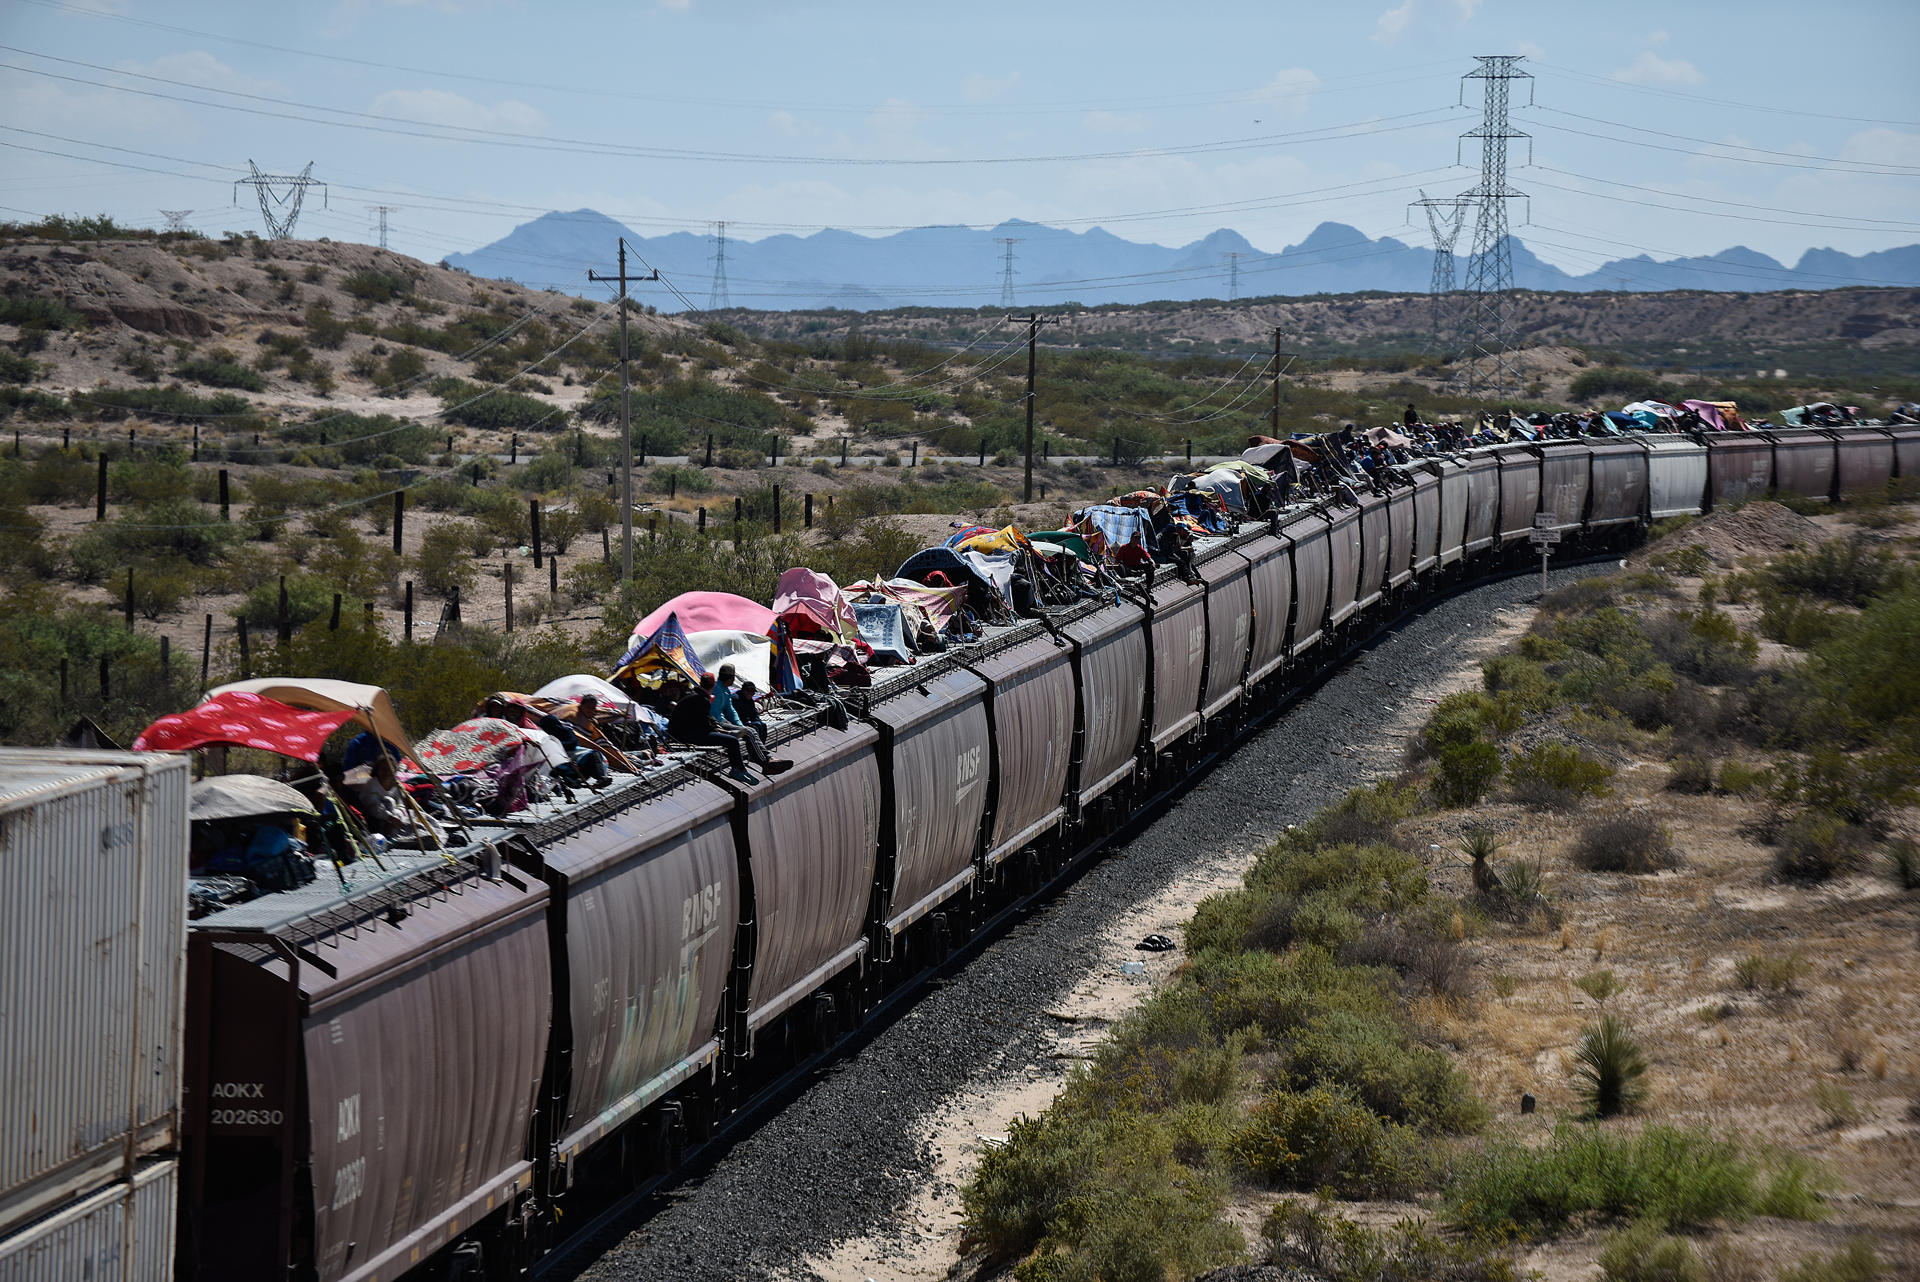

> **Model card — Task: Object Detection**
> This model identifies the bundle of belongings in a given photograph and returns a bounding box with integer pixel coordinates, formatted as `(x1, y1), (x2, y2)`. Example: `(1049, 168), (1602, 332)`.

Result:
(898, 544), (1017, 630)
(772, 567), (875, 685)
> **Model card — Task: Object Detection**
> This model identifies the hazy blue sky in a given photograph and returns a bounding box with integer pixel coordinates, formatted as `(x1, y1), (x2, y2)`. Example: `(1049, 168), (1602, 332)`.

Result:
(2, 0), (1916, 300)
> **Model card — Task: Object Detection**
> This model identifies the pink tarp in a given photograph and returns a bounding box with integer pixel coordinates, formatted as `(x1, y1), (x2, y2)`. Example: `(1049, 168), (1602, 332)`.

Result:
(772, 568), (861, 644)
(633, 591), (776, 639)
(845, 578), (967, 628)
(1681, 400), (1728, 431)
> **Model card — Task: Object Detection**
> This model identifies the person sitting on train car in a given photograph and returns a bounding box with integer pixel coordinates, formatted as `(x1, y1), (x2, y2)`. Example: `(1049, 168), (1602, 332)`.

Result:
(1403, 402), (1419, 429)
(536, 710), (611, 789)
(665, 675), (752, 782)
(734, 680), (771, 734)
(341, 754), (413, 838)
(712, 664), (789, 775)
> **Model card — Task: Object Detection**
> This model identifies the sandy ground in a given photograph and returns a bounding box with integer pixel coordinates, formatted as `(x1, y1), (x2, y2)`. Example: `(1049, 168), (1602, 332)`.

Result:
(793, 602), (1540, 1282)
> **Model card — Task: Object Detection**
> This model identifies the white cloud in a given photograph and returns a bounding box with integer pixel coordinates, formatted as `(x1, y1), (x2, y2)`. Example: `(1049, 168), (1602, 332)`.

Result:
(369, 88), (546, 133)
(1839, 127), (1920, 166)
(1647, 28), (1669, 45)
(1250, 67), (1321, 120)
(768, 109), (800, 136)
(1373, 0), (1416, 43)
(1515, 40), (1547, 60)
(962, 72), (1020, 103)
(1452, 0), (1483, 20)
(121, 51), (281, 98)
(1083, 110), (1147, 134)
(1613, 51), (1705, 86)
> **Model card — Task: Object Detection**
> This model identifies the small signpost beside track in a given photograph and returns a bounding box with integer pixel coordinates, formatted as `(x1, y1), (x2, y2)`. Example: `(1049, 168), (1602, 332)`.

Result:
(1530, 514), (1561, 592)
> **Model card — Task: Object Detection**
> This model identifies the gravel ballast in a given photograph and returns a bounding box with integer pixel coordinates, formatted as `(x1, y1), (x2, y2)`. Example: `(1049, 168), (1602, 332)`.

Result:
(570, 564), (1606, 1282)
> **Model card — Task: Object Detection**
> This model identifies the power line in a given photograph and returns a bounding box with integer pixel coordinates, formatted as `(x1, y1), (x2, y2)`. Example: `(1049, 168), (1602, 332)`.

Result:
(1520, 108), (1920, 176)
(367, 204), (400, 249)
(1532, 59), (1920, 129)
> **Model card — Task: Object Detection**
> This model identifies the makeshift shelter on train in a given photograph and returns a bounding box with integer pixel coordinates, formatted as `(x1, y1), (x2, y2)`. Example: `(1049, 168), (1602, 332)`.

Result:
(1603, 411), (1640, 432)
(1071, 503), (1155, 567)
(135, 690), (358, 760)
(633, 590), (776, 639)
(417, 716), (550, 813)
(206, 678), (420, 766)
(611, 610), (708, 687)
(533, 673), (644, 720)
(188, 775), (315, 823)
(773, 567), (864, 646)
(1166, 480), (1236, 534)
(852, 602), (915, 664)
(1681, 399), (1747, 432)
(1781, 402), (1852, 426)
(897, 545), (1014, 620)
(954, 524), (1032, 557)
(1027, 530), (1096, 567)
(844, 577), (968, 631)
(1364, 427), (1412, 449)
(945, 524), (996, 548)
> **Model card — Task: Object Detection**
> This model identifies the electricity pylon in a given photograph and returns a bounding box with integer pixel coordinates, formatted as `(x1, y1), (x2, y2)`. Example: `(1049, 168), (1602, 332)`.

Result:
(1409, 190), (1471, 353)
(234, 162), (327, 240)
(1457, 56), (1531, 397)
(997, 237), (1021, 308)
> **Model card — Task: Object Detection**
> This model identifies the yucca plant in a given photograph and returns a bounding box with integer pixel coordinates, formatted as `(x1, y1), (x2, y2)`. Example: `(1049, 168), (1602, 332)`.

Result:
(1459, 828), (1504, 895)
(1502, 857), (1549, 904)
(1574, 1014), (1649, 1118)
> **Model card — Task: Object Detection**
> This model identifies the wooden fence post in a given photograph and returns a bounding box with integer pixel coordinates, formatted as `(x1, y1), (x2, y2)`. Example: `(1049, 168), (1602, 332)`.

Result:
(530, 499), (543, 569)
(504, 558), (514, 633)
(404, 582), (414, 643)
(805, 493), (813, 528)
(772, 485), (781, 534)
(200, 613), (212, 690)
(329, 593), (342, 630)
(219, 469), (230, 521)
(277, 576), (291, 645)
(392, 491), (404, 553)
(124, 568), (134, 629)
(238, 619), (251, 677)
(96, 454), (107, 520)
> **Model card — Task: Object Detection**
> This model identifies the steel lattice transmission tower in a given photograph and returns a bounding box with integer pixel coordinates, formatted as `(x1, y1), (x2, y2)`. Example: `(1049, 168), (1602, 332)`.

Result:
(1408, 190), (1471, 351)
(367, 205), (400, 249)
(708, 220), (731, 310)
(1223, 251), (1242, 302)
(234, 161), (327, 240)
(996, 237), (1021, 308)
(159, 210), (193, 235)
(1457, 56), (1531, 397)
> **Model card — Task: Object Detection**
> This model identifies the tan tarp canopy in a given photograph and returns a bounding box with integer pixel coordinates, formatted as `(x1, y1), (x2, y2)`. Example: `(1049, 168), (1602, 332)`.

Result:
(205, 678), (418, 764)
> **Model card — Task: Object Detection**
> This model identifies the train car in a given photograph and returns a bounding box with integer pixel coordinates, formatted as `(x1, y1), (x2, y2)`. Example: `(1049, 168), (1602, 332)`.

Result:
(1282, 510), (1332, 657)
(1769, 429), (1837, 502)
(1640, 434), (1708, 521)
(1236, 528), (1292, 687)
(1891, 425), (1920, 478)
(1460, 453), (1502, 557)
(1196, 548), (1252, 724)
(1432, 458), (1471, 568)
(1831, 428), (1895, 500)
(1704, 433), (1773, 508)
(966, 631), (1076, 871)
(1495, 446), (1542, 546)
(1143, 576), (1207, 756)
(719, 720), (880, 1054)
(1062, 600), (1148, 816)
(863, 664), (991, 952)
(1585, 439), (1649, 530)
(181, 856), (552, 1282)
(1407, 467), (1441, 579)
(1538, 442), (1591, 532)
(1354, 491), (1390, 615)
(1324, 504), (1362, 631)
(504, 773), (739, 1187)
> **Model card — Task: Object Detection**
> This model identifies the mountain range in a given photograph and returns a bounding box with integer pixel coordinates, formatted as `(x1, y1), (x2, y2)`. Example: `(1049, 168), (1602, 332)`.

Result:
(444, 209), (1920, 313)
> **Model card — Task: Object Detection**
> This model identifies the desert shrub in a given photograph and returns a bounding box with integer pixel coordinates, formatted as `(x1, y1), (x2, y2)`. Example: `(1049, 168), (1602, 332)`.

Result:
(1770, 745), (1917, 832)
(962, 1109), (1242, 1282)
(1445, 1124), (1827, 1238)
(1777, 1239), (1883, 1282)
(173, 348), (266, 392)
(341, 269), (412, 305)
(1769, 535), (1900, 607)
(1772, 812), (1872, 883)
(1418, 691), (1522, 760)
(1716, 759), (1768, 796)
(0, 349), (39, 383)
(1758, 589), (1842, 647)
(649, 462), (713, 495)
(1731, 952), (1804, 996)
(1233, 1085), (1431, 1198)
(444, 387), (561, 431)
(234, 574), (364, 631)
(413, 520), (480, 600)
(1572, 812), (1679, 874)
(1812, 1080), (1860, 1129)
(1575, 969), (1624, 1006)
(1666, 752), (1715, 794)
(1308, 779), (1423, 848)
(1598, 1220), (1704, 1282)
(1574, 1014), (1650, 1118)
(1482, 653), (1557, 712)
(303, 301), (348, 349)
(1888, 839), (1920, 892)
(1648, 542), (1712, 578)
(1434, 741), (1501, 806)
(1507, 742), (1613, 807)
(1262, 1196), (1521, 1282)
(1646, 609), (1758, 685)
(1276, 1009), (1486, 1133)
(1342, 921), (1472, 1003)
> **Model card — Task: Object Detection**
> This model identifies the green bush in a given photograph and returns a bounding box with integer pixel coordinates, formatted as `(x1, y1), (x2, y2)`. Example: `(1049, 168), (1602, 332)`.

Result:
(1769, 535), (1900, 607)
(0, 349), (39, 384)
(1482, 654), (1557, 712)
(234, 574), (362, 631)
(1598, 1220), (1704, 1282)
(1573, 1014), (1650, 1118)
(1732, 952), (1804, 995)
(1434, 740), (1501, 806)
(1419, 690), (1523, 760)
(1570, 812), (1679, 874)
(1645, 609), (1757, 686)
(303, 302), (349, 349)
(1276, 1009), (1485, 1133)
(443, 387), (561, 431)
(1233, 1085), (1431, 1199)
(413, 520), (480, 600)
(1772, 812), (1872, 883)
(341, 269), (412, 304)
(1716, 759), (1768, 796)
(1446, 1124), (1828, 1239)
(1262, 1196), (1521, 1282)
(172, 348), (267, 392)
(1507, 742), (1614, 806)
(1665, 752), (1715, 794)
(1777, 1239), (1884, 1282)
(1888, 839), (1920, 892)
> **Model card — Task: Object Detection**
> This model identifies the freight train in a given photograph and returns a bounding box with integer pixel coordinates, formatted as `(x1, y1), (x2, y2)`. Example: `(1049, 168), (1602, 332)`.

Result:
(172, 424), (1915, 1282)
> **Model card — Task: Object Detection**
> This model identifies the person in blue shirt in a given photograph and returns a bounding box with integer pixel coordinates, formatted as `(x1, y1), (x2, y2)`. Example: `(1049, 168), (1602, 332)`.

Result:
(713, 664), (782, 774)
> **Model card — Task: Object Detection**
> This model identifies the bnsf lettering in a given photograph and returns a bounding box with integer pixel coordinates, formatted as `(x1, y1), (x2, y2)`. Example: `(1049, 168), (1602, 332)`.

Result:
(954, 744), (984, 803)
(682, 882), (722, 940)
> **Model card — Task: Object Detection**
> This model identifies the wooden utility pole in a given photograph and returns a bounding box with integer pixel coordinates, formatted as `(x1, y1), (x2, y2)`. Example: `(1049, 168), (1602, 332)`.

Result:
(587, 239), (659, 582)
(1007, 313), (1057, 503)
(1270, 327), (1283, 436)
